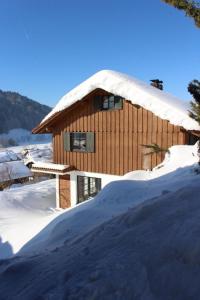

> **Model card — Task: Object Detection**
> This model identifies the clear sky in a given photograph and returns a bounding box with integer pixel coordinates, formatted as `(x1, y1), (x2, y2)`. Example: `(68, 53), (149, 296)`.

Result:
(0, 0), (199, 107)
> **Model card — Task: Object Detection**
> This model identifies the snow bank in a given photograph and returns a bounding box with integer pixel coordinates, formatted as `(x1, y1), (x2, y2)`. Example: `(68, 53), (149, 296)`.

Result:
(1, 179), (200, 299)
(124, 143), (198, 180)
(42, 70), (199, 130)
(16, 144), (199, 257)
(0, 144), (200, 298)
(0, 143), (198, 260)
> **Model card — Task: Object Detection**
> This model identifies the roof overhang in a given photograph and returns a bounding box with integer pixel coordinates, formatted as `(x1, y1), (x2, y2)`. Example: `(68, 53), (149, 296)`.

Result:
(31, 162), (74, 175)
(32, 88), (105, 134)
(190, 130), (200, 137)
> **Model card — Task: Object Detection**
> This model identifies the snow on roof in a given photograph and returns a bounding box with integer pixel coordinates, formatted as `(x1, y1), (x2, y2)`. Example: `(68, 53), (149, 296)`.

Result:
(0, 150), (20, 163)
(32, 162), (70, 171)
(0, 161), (32, 183)
(41, 70), (200, 131)
(23, 147), (53, 166)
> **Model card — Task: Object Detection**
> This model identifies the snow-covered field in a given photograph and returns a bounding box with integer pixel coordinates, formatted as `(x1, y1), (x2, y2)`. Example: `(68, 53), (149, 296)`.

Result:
(0, 143), (200, 299)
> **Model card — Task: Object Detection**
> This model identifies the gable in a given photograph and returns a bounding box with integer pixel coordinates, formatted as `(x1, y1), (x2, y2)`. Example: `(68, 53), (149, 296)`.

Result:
(34, 70), (200, 133)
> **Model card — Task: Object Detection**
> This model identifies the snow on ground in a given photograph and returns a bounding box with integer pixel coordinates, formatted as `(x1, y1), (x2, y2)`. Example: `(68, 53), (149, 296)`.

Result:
(1, 166), (200, 299)
(42, 70), (200, 130)
(0, 144), (200, 299)
(15, 144), (198, 258)
(0, 179), (58, 259)
(6, 143), (52, 161)
(22, 145), (52, 166)
(0, 144), (198, 260)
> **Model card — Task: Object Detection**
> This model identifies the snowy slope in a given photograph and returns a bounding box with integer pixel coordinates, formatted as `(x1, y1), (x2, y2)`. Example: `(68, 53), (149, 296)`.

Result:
(0, 144), (200, 299)
(42, 70), (199, 130)
(1, 174), (200, 299)
(0, 143), (198, 260)
(14, 143), (197, 257)
(0, 179), (58, 258)
(7, 142), (52, 160)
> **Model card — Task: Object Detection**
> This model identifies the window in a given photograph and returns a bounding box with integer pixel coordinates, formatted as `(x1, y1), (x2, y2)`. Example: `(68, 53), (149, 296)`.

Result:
(102, 95), (123, 110)
(64, 132), (94, 152)
(71, 132), (86, 152)
(77, 176), (101, 203)
(94, 94), (123, 111)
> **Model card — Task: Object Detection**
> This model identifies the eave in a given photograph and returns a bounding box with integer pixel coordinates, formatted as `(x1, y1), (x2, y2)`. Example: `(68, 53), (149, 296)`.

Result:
(32, 88), (106, 134)
(31, 163), (75, 175)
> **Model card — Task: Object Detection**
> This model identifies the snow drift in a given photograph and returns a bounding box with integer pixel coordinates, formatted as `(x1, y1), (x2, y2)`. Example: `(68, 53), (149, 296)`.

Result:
(0, 143), (200, 299)
(1, 178), (200, 299)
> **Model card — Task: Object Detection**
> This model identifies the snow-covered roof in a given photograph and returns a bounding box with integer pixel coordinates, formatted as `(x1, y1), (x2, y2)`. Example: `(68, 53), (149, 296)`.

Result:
(0, 161), (32, 183)
(23, 147), (52, 166)
(32, 162), (70, 171)
(31, 162), (71, 174)
(0, 150), (20, 163)
(41, 70), (200, 131)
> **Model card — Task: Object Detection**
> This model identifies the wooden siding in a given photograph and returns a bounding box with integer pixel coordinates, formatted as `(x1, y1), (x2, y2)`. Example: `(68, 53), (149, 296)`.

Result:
(52, 90), (187, 176)
(59, 174), (71, 208)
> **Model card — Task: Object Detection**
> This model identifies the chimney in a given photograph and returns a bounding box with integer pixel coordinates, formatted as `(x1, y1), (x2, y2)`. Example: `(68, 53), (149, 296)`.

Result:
(150, 79), (163, 90)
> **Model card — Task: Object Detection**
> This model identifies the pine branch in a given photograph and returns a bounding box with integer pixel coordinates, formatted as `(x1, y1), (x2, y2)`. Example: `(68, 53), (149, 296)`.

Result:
(161, 0), (200, 27)
(141, 143), (170, 156)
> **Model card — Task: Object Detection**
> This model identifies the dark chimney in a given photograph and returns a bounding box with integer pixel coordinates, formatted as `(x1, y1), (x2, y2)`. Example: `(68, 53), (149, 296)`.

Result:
(150, 79), (163, 90)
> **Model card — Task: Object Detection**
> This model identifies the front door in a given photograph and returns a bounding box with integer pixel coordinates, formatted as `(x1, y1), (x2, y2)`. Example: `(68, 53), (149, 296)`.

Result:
(77, 175), (101, 203)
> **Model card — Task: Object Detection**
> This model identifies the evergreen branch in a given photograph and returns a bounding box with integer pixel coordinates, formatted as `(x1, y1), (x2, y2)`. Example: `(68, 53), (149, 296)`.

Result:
(141, 143), (170, 156)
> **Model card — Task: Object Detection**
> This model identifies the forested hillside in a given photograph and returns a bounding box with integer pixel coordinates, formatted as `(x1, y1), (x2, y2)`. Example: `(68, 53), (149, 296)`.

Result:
(0, 89), (51, 133)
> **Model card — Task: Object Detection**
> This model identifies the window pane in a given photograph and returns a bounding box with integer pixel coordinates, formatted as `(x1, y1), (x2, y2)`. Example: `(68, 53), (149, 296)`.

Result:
(71, 133), (86, 152)
(114, 96), (123, 109)
(102, 96), (109, 109)
(109, 95), (115, 109)
(77, 176), (101, 203)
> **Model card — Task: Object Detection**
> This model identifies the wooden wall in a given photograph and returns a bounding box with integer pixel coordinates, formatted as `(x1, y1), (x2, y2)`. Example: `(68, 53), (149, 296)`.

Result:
(59, 174), (71, 208)
(53, 89), (187, 176)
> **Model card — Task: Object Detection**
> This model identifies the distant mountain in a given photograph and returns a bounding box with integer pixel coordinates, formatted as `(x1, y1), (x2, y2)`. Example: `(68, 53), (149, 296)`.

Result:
(0, 89), (51, 134)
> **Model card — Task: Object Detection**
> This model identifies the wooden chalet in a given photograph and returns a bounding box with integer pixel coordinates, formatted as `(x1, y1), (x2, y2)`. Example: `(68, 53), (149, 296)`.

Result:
(32, 70), (199, 208)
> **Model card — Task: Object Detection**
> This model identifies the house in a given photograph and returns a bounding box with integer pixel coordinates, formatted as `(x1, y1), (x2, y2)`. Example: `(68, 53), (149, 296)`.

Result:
(0, 150), (32, 189)
(32, 70), (200, 208)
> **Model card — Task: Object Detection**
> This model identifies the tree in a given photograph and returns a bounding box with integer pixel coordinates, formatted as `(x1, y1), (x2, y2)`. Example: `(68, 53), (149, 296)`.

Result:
(188, 80), (200, 165)
(161, 0), (200, 27)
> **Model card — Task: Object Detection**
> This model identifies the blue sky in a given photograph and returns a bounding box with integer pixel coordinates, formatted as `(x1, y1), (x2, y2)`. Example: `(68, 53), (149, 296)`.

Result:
(0, 0), (199, 107)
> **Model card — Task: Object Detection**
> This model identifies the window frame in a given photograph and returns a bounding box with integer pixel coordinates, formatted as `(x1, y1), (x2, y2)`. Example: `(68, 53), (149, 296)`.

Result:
(64, 132), (95, 153)
(70, 132), (87, 152)
(77, 175), (101, 203)
(101, 95), (123, 111)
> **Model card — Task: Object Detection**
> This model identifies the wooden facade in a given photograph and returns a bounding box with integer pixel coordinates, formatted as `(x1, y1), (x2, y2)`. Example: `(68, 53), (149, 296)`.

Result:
(59, 174), (71, 208)
(49, 89), (191, 176)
